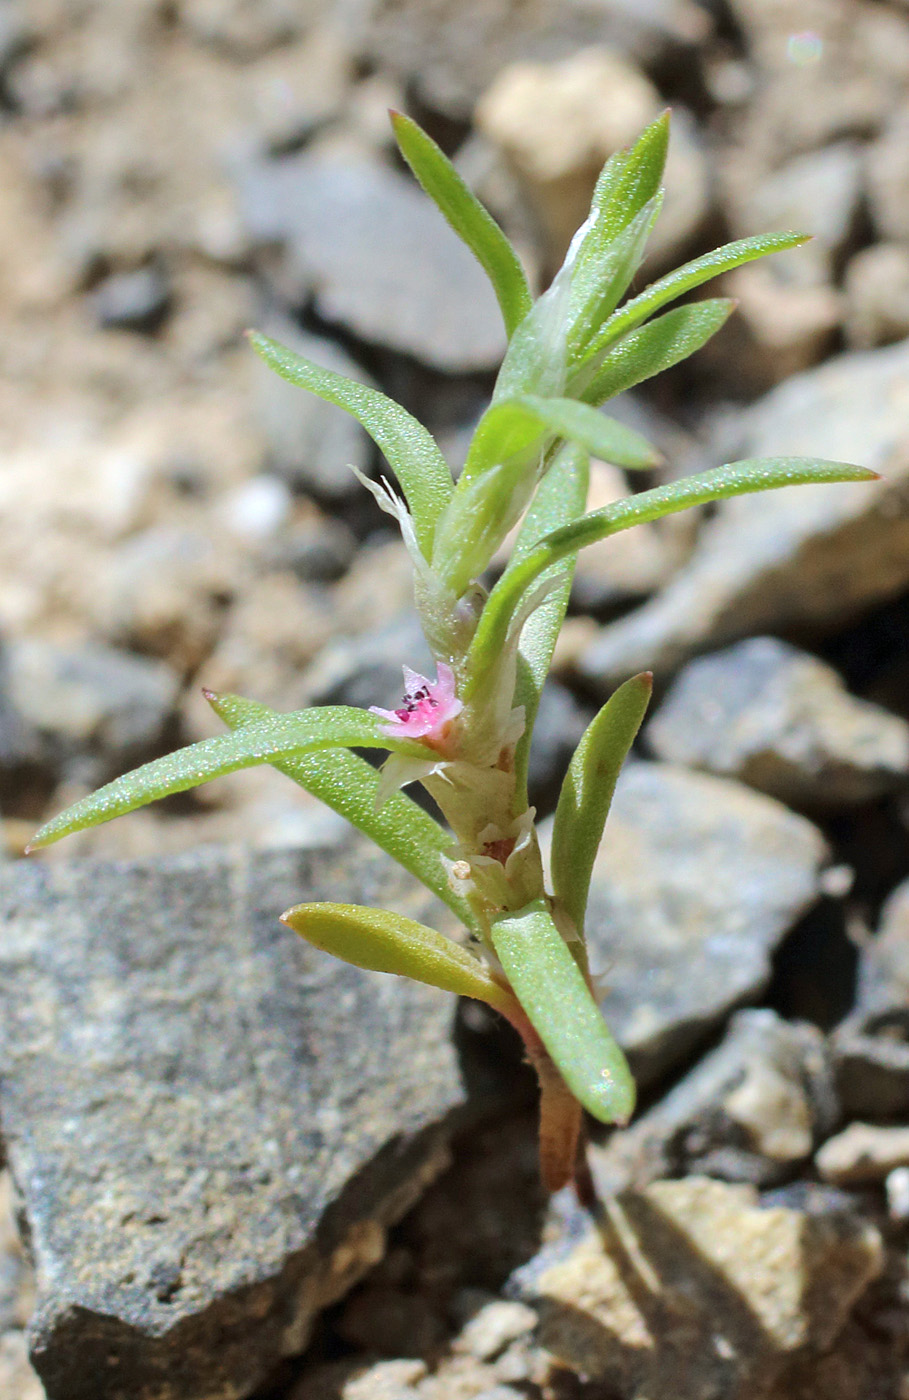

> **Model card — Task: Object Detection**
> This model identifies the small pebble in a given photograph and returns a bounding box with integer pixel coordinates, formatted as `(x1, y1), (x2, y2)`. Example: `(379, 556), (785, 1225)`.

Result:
(452, 1300), (537, 1362)
(886, 1166), (909, 1221)
(816, 1123), (909, 1185)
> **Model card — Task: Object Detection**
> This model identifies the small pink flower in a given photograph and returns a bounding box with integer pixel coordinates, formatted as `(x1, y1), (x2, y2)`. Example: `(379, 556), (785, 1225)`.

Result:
(370, 663), (462, 748)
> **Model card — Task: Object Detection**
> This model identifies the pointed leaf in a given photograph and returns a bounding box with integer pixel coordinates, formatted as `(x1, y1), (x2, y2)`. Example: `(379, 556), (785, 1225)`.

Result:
(567, 195), (662, 363)
(581, 299), (735, 405)
(466, 457), (878, 697)
(29, 707), (426, 849)
(206, 690), (479, 931)
(282, 902), (519, 1018)
(588, 231), (809, 359)
(551, 673), (652, 938)
(391, 110), (532, 338)
(590, 111), (670, 246)
(249, 331), (453, 556)
(517, 396), (660, 468)
(491, 899), (636, 1124)
(509, 445), (589, 800)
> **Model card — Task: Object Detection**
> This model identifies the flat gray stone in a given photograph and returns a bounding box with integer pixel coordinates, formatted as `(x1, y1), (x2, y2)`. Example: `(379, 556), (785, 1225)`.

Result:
(566, 761), (829, 1087)
(4, 639), (181, 783)
(646, 637), (909, 809)
(579, 338), (909, 693)
(240, 154), (506, 372)
(0, 839), (508, 1400)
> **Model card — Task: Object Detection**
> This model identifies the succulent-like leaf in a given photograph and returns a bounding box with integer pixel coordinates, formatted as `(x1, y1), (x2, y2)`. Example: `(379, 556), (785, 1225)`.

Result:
(566, 196), (662, 363)
(551, 673), (653, 938)
(517, 396), (660, 468)
(282, 902), (520, 1018)
(465, 457), (878, 695)
(581, 299), (735, 405)
(432, 393), (656, 593)
(491, 899), (636, 1124)
(587, 231), (809, 359)
(207, 690), (479, 932)
(589, 111), (670, 247)
(508, 445), (589, 801)
(249, 332), (453, 556)
(390, 110), (532, 339)
(28, 707), (427, 849)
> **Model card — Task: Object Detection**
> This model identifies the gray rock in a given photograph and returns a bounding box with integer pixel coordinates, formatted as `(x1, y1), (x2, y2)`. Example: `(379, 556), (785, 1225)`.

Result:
(255, 321), (375, 504)
(723, 142), (863, 287)
(339, 0), (710, 119)
(4, 639), (181, 780)
(833, 875), (909, 1118)
(299, 612), (432, 714)
(91, 266), (172, 333)
(816, 1122), (909, 1186)
(579, 338), (909, 692)
(342, 0), (711, 119)
(646, 637), (909, 809)
(542, 761), (828, 1088)
(591, 1010), (838, 1194)
(844, 243), (909, 350)
(0, 839), (509, 1400)
(867, 105), (909, 244)
(530, 1177), (882, 1399)
(178, 0), (306, 57)
(240, 154), (506, 372)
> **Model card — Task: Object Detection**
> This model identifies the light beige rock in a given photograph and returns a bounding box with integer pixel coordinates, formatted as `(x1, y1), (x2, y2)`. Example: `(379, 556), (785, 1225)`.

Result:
(476, 50), (709, 266)
(453, 1301), (537, 1363)
(535, 1177), (882, 1399)
(817, 1123), (909, 1185)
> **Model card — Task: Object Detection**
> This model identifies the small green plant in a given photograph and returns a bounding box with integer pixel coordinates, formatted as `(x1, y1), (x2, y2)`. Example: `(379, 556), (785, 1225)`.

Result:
(29, 112), (874, 1193)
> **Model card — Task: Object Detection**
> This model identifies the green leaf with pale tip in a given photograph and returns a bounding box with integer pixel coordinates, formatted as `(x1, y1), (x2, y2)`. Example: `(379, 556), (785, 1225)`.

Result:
(28, 707), (427, 850)
(282, 902), (519, 1019)
(510, 445), (590, 803)
(205, 689), (479, 933)
(465, 457), (877, 698)
(581, 299), (735, 405)
(490, 899), (636, 1124)
(551, 673), (652, 939)
(566, 196), (662, 363)
(249, 331), (452, 556)
(390, 110), (532, 339)
(587, 231), (809, 360)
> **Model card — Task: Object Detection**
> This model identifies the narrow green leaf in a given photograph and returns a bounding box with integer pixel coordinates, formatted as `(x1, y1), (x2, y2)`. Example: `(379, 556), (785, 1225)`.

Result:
(491, 899), (636, 1124)
(518, 396), (660, 468)
(466, 457), (878, 697)
(590, 111), (670, 246)
(28, 707), (426, 849)
(390, 110), (532, 338)
(249, 331), (453, 556)
(587, 231), (809, 360)
(509, 445), (589, 800)
(551, 673), (652, 938)
(566, 195), (662, 363)
(282, 902), (519, 1019)
(206, 690), (479, 932)
(581, 299), (735, 405)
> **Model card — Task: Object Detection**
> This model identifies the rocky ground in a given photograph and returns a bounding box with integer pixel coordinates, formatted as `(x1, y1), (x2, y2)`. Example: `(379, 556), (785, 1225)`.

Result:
(3, 0), (909, 1396)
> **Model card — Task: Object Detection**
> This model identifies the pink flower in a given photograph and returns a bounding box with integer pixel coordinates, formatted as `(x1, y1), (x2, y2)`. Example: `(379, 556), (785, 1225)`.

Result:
(370, 663), (462, 748)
